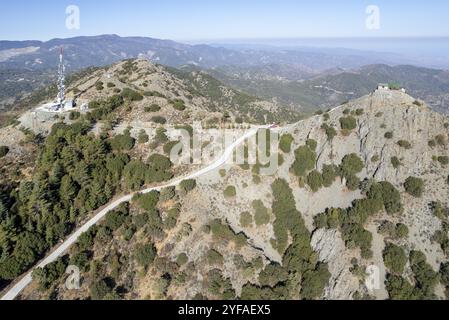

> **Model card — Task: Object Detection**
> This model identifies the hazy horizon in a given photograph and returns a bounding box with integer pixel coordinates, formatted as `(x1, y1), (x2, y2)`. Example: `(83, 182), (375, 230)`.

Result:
(1, 0), (449, 41)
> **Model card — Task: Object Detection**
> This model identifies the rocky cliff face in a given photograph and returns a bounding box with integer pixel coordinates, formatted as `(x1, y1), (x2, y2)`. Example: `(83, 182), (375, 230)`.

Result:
(277, 90), (448, 299)
(186, 89), (448, 299)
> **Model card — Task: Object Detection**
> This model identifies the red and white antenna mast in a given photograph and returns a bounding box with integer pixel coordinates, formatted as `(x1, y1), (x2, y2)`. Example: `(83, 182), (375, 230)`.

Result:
(57, 46), (66, 107)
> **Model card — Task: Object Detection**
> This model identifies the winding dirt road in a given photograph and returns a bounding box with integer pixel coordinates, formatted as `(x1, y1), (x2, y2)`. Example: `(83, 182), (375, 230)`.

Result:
(1, 125), (270, 300)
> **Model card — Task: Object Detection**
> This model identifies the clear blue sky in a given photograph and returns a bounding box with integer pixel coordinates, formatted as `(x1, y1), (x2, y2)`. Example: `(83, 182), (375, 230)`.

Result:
(0, 0), (448, 41)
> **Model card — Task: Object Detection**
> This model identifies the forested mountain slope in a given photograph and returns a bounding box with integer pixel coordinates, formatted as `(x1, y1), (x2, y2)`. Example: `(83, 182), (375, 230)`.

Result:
(2, 83), (447, 300)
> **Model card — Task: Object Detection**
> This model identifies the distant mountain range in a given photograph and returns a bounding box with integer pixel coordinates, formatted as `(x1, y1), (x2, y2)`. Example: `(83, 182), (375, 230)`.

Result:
(209, 64), (449, 114)
(0, 34), (417, 72)
(1, 34), (448, 114)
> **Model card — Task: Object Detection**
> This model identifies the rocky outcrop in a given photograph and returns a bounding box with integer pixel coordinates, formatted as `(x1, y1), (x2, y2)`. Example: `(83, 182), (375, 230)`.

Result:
(311, 228), (360, 300)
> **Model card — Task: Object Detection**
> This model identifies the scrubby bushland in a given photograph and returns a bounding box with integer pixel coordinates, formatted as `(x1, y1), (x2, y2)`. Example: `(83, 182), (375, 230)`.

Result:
(314, 180), (403, 259)
(240, 179), (330, 300)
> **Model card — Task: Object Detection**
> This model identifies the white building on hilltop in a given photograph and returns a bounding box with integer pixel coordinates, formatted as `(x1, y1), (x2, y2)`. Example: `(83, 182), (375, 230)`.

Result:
(376, 83), (407, 93)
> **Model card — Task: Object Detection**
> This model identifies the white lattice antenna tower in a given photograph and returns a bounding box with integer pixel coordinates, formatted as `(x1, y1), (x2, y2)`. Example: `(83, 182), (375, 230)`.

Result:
(57, 47), (66, 107)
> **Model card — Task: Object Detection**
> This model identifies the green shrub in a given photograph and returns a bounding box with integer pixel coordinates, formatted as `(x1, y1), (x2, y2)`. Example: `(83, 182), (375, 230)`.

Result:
(177, 253), (188, 266)
(147, 154), (173, 183)
(383, 243), (407, 274)
(109, 133), (135, 151)
(368, 181), (403, 215)
(404, 177), (424, 198)
(384, 132), (393, 139)
(180, 179), (197, 193)
(150, 127), (168, 148)
(378, 221), (408, 239)
(321, 124), (337, 141)
(90, 279), (113, 300)
(107, 82), (115, 88)
(207, 249), (224, 265)
(0, 146), (9, 158)
(409, 250), (440, 299)
(240, 212), (253, 228)
(206, 269), (235, 299)
(224, 186), (237, 198)
(133, 191), (159, 211)
(134, 213), (149, 229)
(121, 88), (143, 101)
(123, 160), (147, 190)
(151, 116), (167, 124)
(322, 164), (338, 187)
(134, 243), (157, 268)
(104, 204), (129, 231)
(341, 223), (373, 259)
(345, 174), (360, 191)
(32, 258), (67, 291)
(435, 134), (447, 146)
(143, 91), (166, 98)
(440, 262), (449, 288)
(138, 130), (149, 144)
(171, 99), (186, 111)
(70, 251), (90, 272)
(95, 82), (104, 91)
(395, 223), (409, 239)
(279, 134), (294, 153)
(307, 170), (323, 192)
(291, 146), (316, 177)
(69, 111), (81, 120)
(301, 263), (332, 300)
(144, 104), (161, 112)
(340, 154), (364, 178)
(431, 201), (448, 221)
(258, 263), (288, 287)
(306, 139), (318, 151)
(210, 219), (247, 248)
(339, 116), (357, 131)
(391, 157), (401, 169)
(385, 274), (416, 300)
(397, 140), (412, 149)
(253, 200), (270, 226)
(437, 156), (449, 166)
